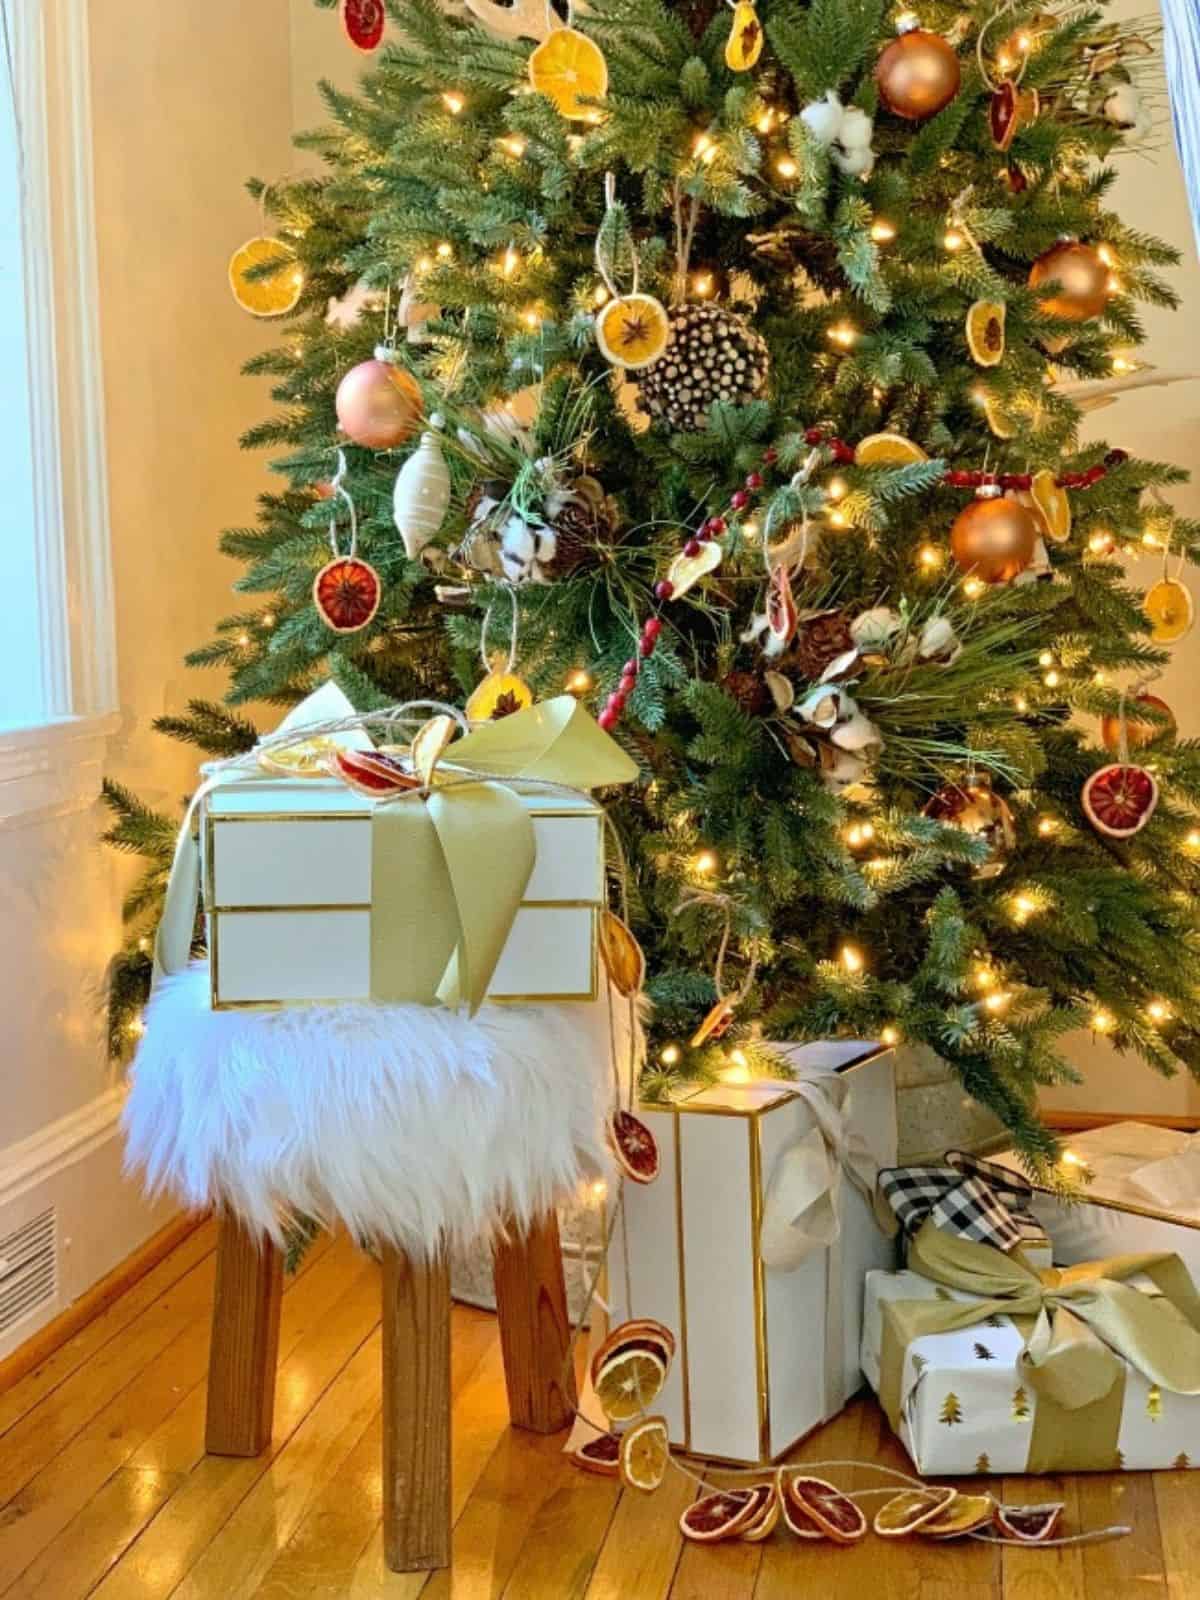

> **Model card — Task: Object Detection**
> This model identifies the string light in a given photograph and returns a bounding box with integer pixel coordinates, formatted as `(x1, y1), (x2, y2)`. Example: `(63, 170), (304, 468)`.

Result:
(498, 134), (527, 157)
(500, 245), (520, 278)
(1111, 354), (1135, 374)
(880, 1024), (900, 1046)
(660, 1043), (682, 1066)
(1060, 1148), (1081, 1167)
(1097, 243), (1117, 268)
(870, 219), (897, 244)
(415, 254), (433, 273)
(755, 108), (777, 134)
(1043, 669), (1060, 688)
(436, 241), (454, 260)
(963, 576), (986, 600)
(137, 936), (150, 953)
(841, 943), (865, 974)
(694, 849), (718, 874)
(984, 991), (1010, 1013)
(237, 632), (251, 648)
(1011, 892), (1037, 925)
(566, 668), (592, 693)
(1185, 829), (1200, 852)
(943, 227), (965, 252)
(441, 91), (466, 114)
(1037, 816), (1057, 837)
(590, 1178), (608, 1200)
(828, 508), (848, 528)
(845, 821), (876, 847)
(1091, 1008), (1115, 1034)
(918, 544), (944, 571)
(127, 1016), (146, 1039)
(520, 306), (542, 328)
(692, 271), (715, 297)
(775, 155), (798, 179)
(693, 131), (717, 163)
(593, 284), (610, 307)
(827, 476), (848, 501)
(1014, 695), (1029, 713)
(742, 518), (760, 539)
(261, 612), (275, 628)
(723, 1047), (752, 1084)
(1088, 530), (1115, 555)
(1038, 650), (1054, 667)
(827, 322), (858, 348)
(1147, 999), (1171, 1022)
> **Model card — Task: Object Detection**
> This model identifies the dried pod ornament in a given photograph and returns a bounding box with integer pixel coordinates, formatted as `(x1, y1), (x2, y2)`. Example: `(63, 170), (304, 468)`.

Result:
(312, 451), (383, 634)
(724, 0), (764, 70)
(593, 177), (671, 371)
(341, 0), (385, 51)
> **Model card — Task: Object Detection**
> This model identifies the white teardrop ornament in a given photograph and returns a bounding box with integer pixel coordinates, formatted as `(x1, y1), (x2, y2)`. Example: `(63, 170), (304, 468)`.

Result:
(393, 429), (451, 560)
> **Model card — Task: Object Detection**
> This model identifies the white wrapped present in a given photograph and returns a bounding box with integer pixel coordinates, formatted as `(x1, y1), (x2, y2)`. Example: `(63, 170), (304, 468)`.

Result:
(609, 1040), (897, 1465)
(991, 1122), (1200, 1282)
(862, 1219), (1200, 1474)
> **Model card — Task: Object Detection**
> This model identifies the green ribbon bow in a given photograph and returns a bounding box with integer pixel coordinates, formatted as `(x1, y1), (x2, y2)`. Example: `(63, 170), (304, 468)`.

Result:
(880, 1218), (1200, 1473)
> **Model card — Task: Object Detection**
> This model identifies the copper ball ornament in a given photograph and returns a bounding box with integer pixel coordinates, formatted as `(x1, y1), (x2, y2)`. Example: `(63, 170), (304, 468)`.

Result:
(875, 29), (961, 120)
(923, 781), (1016, 879)
(950, 495), (1038, 585)
(1028, 241), (1110, 322)
(335, 358), (422, 449)
(1100, 693), (1174, 754)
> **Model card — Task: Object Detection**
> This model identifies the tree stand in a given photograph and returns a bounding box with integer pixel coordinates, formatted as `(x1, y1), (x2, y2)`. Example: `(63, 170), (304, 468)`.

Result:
(204, 1209), (575, 1573)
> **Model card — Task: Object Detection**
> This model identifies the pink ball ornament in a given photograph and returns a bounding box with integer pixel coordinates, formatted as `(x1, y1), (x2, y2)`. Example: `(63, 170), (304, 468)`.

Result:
(335, 358), (422, 449)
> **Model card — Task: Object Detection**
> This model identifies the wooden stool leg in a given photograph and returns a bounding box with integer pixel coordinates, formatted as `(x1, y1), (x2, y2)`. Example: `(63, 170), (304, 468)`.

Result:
(381, 1245), (451, 1573)
(205, 1212), (283, 1457)
(492, 1211), (576, 1434)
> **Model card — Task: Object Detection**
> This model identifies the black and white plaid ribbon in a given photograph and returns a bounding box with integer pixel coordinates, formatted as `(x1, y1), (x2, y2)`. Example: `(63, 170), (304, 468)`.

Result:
(878, 1149), (1045, 1255)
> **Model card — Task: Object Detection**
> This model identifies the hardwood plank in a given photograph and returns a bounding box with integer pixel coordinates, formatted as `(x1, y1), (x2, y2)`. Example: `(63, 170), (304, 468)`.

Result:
(346, 1334), (518, 1598)
(582, 1456), (695, 1600)
(249, 1308), (500, 1599)
(496, 1441), (622, 1599)
(382, 1247), (452, 1572)
(1000, 1475), (1082, 1599)
(1077, 1472), (1166, 1599)
(91, 1242), (382, 1600)
(0, 1217), (217, 1438)
(492, 1215), (575, 1434)
(2, 1469), (184, 1600)
(206, 1215), (284, 1457)
(0, 1230), (345, 1600)
(1154, 1467), (1200, 1600)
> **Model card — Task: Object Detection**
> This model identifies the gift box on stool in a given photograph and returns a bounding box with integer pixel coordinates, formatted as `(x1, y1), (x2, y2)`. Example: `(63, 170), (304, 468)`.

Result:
(991, 1121), (1200, 1282)
(609, 1040), (897, 1465)
(202, 777), (603, 1009)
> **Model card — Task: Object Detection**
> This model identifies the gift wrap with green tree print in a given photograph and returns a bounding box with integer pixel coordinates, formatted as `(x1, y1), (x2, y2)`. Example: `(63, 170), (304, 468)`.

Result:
(861, 1226), (1200, 1473)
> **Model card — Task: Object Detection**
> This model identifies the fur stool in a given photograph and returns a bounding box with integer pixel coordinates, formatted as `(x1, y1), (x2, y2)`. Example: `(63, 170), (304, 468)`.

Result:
(123, 965), (632, 1571)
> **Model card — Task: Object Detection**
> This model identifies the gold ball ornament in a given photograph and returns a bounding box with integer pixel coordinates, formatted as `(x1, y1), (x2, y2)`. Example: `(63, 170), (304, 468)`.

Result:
(950, 493), (1038, 585)
(923, 781), (1017, 880)
(875, 28), (961, 120)
(1028, 241), (1110, 322)
(335, 358), (422, 450)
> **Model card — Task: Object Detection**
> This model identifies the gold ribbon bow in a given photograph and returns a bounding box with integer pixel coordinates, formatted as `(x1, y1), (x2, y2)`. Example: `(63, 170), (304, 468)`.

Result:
(369, 696), (636, 1012)
(880, 1218), (1200, 1473)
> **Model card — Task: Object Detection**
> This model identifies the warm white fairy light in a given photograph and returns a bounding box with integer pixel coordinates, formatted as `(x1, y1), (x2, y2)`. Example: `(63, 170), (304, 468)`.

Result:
(1038, 649), (1054, 667)
(828, 508), (848, 528)
(845, 821), (876, 847)
(660, 1043), (682, 1066)
(1014, 694), (1029, 713)
(415, 254), (433, 273)
(1043, 669), (1060, 688)
(442, 91), (466, 114)
(827, 321), (858, 348)
(498, 134), (527, 157)
(127, 1015), (146, 1039)
(693, 132), (718, 163)
(918, 543), (943, 571)
(984, 991), (1010, 1013)
(500, 245), (520, 278)
(827, 476), (848, 501)
(694, 849), (718, 874)
(237, 632), (251, 648)
(1147, 999), (1171, 1022)
(723, 1047), (752, 1083)
(943, 227), (965, 252)
(521, 305), (542, 328)
(775, 155), (798, 179)
(261, 612), (275, 628)
(742, 518), (760, 539)
(1011, 892), (1037, 925)
(1185, 829), (1200, 853)
(975, 964), (996, 990)
(692, 271), (715, 297)
(841, 943), (865, 974)
(590, 1178), (608, 1200)
(963, 576), (986, 600)
(1088, 530), (1115, 555)
(593, 284), (610, 306)
(1037, 816), (1057, 837)
(880, 1024), (900, 1046)
(1091, 1008), (1115, 1034)
(566, 668), (592, 693)
(436, 240), (454, 260)
(870, 219), (897, 244)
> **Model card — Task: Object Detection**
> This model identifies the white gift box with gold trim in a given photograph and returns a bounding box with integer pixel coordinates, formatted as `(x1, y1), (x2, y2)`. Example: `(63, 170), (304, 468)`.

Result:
(201, 775), (603, 1008)
(992, 1121), (1200, 1281)
(610, 1041), (897, 1465)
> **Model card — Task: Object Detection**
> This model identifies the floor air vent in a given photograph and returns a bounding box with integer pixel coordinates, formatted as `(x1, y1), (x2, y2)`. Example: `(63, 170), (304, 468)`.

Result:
(0, 1207), (58, 1340)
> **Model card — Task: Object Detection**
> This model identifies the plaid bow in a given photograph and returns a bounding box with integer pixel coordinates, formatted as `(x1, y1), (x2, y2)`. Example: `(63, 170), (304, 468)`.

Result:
(878, 1149), (1045, 1256)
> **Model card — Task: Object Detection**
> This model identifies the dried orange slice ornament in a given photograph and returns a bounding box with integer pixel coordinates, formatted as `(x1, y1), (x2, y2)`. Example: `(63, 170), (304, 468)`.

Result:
(874, 1485), (957, 1537)
(229, 237), (303, 318)
(1030, 468), (1071, 543)
(994, 1501), (1064, 1542)
(465, 669), (534, 722)
(780, 1480), (825, 1539)
(680, 1490), (759, 1543)
(607, 1108), (660, 1184)
(598, 912), (646, 997)
(620, 1414), (670, 1492)
(918, 1492), (995, 1539)
(328, 747), (420, 798)
(596, 294), (671, 370)
(740, 1483), (782, 1541)
(590, 1318), (675, 1385)
(981, 392), (1017, 439)
(257, 735), (341, 778)
(854, 432), (928, 466)
(1081, 762), (1158, 838)
(1145, 577), (1194, 643)
(593, 1345), (666, 1423)
(528, 26), (608, 121)
(572, 1432), (621, 1476)
(785, 1476), (867, 1544)
(313, 556), (382, 634)
(966, 300), (1006, 366)
(411, 715), (457, 788)
(725, 0), (764, 70)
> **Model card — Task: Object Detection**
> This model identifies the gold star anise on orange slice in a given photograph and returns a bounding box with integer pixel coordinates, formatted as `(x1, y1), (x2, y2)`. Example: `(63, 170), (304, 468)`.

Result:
(596, 294), (671, 370)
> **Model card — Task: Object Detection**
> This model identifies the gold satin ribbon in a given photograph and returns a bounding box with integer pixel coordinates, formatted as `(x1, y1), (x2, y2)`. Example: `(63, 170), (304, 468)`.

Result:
(369, 696), (637, 1012)
(879, 1219), (1200, 1471)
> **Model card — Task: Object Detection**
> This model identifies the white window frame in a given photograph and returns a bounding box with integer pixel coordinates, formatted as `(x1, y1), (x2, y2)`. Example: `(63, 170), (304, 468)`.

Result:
(0, 0), (117, 825)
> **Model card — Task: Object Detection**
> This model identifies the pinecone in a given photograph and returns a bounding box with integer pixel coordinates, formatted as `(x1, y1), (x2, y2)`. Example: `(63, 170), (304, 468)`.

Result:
(544, 475), (620, 577)
(636, 303), (769, 433)
(782, 609), (856, 682)
(722, 670), (770, 716)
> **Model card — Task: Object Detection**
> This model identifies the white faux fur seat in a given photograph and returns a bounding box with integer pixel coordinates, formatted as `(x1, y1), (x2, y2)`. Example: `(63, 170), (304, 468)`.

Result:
(123, 964), (629, 1259)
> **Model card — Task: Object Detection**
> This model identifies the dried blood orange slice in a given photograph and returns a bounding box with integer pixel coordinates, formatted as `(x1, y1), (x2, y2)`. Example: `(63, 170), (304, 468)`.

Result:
(995, 1502), (1064, 1542)
(598, 912), (646, 998)
(593, 1346), (666, 1423)
(1081, 762), (1159, 838)
(590, 1320), (675, 1386)
(571, 1432), (621, 1477)
(313, 555), (382, 634)
(739, 1483), (781, 1542)
(785, 1476), (867, 1544)
(679, 1490), (758, 1543)
(341, 0), (384, 51)
(918, 1492), (995, 1539)
(990, 79), (1019, 148)
(607, 1109), (660, 1185)
(328, 747), (419, 798)
(620, 1414), (670, 1493)
(780, 1486), (825, 1540)
(874, 1485), (957, 1537)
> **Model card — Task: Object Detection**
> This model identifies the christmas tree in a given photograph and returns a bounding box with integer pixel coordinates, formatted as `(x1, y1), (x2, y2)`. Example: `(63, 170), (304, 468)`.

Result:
(104, 0), (1200, 1166)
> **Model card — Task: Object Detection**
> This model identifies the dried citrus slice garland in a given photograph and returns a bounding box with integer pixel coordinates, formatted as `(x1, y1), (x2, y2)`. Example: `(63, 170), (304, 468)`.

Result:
(592, 1345), (667, 1423)
(571, 1432), (621, 1476)
(854, 431), (928, 465)
(620, 1415), (670, 1492)
(606, 1108), (661, 1184)
(679, 1490), (760, 1543)
(786, 1476), (868, 1544)
(598, 911), (646, 997)
(874, 1485), (958, 1536)
(257, 735), (342, 778)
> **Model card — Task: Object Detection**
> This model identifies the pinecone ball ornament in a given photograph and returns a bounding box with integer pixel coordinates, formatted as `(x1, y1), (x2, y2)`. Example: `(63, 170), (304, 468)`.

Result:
(543, 475), (621, 577)
(635, 303), (769, 432)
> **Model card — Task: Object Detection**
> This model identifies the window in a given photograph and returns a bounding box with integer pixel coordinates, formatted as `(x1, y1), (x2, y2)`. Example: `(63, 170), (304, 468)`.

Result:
(0, 0), (114, 743)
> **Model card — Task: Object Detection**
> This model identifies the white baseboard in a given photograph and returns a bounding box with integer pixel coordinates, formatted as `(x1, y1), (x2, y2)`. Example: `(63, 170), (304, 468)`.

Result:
(0, 1086), (179, 1361)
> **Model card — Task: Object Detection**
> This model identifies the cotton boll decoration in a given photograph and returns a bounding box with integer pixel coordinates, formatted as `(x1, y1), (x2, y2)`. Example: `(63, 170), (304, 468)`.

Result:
(799, 92), (876, 178)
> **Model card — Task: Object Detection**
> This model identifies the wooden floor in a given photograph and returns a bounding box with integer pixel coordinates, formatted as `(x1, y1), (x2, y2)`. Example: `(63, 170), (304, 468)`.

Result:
(1, 1221), (1197, 1600)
